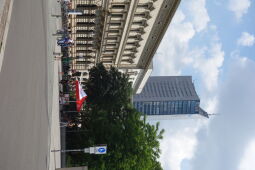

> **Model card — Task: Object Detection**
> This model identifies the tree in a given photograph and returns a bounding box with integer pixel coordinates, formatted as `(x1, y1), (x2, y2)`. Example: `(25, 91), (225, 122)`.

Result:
(66, 63), (164, 170)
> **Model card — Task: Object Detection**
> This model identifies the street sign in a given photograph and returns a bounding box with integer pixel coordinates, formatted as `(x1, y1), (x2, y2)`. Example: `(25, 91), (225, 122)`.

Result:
(95, 146), (107, 154)
(51, 145), (107, 155)
(98, 148), (106, 153)
(84, 146), (107, 154)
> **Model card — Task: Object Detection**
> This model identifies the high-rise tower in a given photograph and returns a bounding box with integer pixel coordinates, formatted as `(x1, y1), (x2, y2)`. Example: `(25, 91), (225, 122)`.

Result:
(133, 76), (209, 120)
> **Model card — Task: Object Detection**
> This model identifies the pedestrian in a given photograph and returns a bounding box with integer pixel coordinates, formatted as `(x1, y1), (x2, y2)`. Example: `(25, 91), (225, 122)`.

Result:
(57, 0), (70, 3)
(72, 71), (81, 77)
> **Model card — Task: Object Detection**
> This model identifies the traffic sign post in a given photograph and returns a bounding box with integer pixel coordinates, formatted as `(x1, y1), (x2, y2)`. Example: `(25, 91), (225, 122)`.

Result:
(51, 145), (107, 155)
(84, 146), (107, 154)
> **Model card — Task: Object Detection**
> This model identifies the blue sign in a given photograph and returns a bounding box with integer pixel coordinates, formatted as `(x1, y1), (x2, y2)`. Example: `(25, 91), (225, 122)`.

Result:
(98, 148), (106, 153)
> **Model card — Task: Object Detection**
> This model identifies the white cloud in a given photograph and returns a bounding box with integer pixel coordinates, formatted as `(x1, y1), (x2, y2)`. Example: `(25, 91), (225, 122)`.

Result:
(160, 130), (197, 170)
(230, 50), (249, 67)
(153, 0), (213, 80)
(190, 58), (255, 170)
(201, 43), (224, 91)
(187, 0), (210, 32)
(189, 43), (224, 92)
(228, 0), (251, 19)
(153, 10), (195, 76)
(204, 96), (218, 114)
(237, 32), (255, 46)
(151, 2), (223, 170)
(238, 139), (255, 170)
(155, 37), (224, 170)
(159, 120), (206, 170)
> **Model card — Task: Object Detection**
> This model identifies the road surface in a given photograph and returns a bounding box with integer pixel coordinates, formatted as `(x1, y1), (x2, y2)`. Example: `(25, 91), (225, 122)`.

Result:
(0, 0), (50, 169)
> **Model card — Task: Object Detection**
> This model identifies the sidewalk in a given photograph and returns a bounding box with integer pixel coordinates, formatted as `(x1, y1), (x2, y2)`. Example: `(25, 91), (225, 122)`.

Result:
(46, 0), (63, 169)
(49, 58), (62, 170)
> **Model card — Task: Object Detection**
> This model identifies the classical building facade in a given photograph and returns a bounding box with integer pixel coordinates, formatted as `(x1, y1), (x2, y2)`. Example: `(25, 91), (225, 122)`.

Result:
(133, 76), (209, 120)
(67, 0), (181, 93)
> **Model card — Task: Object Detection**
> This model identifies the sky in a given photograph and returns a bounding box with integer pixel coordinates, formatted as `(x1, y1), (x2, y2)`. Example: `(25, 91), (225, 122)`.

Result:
(151, 0), (255, 170)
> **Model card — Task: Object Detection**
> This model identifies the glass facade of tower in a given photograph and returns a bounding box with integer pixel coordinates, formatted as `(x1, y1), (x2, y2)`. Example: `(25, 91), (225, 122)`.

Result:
(133, 100), (200, 115)
(133, 76), (208, 119)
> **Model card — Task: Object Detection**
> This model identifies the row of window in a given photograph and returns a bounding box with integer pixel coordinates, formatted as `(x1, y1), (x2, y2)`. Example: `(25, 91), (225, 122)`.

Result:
(133, 100), (200, 115)
(111, 3), (153, 10)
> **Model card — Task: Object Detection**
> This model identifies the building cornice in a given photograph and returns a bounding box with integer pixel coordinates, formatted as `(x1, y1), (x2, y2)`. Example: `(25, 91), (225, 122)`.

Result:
(138, 0), (181, 69)
(115, 0), (139, 66)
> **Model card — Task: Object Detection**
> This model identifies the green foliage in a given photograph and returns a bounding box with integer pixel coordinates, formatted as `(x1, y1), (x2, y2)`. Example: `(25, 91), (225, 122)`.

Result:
(66, 63), (164, 170)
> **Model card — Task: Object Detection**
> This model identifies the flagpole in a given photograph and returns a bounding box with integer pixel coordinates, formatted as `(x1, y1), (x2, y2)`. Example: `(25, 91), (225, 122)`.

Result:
(75, 79), (87, 112)
(65, 101), (77, 103)
(62, 111), (87, 113)
(51, 149), (83, 152)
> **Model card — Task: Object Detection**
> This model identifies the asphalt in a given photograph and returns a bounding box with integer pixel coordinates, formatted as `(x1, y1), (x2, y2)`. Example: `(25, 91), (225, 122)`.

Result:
(0, 0), (49, 169)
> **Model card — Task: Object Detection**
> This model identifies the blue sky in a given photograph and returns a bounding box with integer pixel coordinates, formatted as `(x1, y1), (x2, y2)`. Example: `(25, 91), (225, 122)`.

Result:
(151, 0), (255, 170)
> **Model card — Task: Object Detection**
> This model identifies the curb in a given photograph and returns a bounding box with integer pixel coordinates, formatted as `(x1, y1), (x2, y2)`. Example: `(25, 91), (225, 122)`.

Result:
(0, 0), (14, 72)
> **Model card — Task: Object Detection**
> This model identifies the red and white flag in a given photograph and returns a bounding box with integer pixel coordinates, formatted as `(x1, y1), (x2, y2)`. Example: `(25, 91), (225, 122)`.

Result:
(75, 80), (87, 112)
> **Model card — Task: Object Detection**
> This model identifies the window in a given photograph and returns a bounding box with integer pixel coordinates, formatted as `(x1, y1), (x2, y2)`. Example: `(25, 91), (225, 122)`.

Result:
(105, 49), (115, 53)
(133, 21), (143, 25)
(110, 22), (121, 26)
(126, 42), (138, 46)
(102, 60), (113, 64)
(137, 2), (153, 10)
(76, 30), (94, 33)
(178, 101), (183, 114)
(170, 102), (175, 114)
(111, 14), (123, 18)
(156, 102), (160, 115)
(130, 28), (144, 33)
(108, 29), (120, 33)
(106, 36), (118, 40)
(77, 22), (95, 26)
(191, 101), (196, 114)
(187, 101), (191, 113)
(163, 102), (167, 114)
(143, 103), (147, 115)
(151, 102), (155, 115)
(128, 35), (136, 39)
(137, 4), (149, 8)
(134, 13), (146, 17)
(76, 50), (93, 53)
(124, 48), (136, 52)
(148, 102), (151, 115)
(195, 101), (200, 113)
(76, 14), (96, 18)
(76, 60), (92, 64)
(76, 4), (97, 9)
(159, 102), (163, 115)
(167, 101), (171, 114)
(174, 101), (178, 114)
(102, 55), (113, 59)
(76, 44), (93, 47)
(139, 103), (142, 112)
(136, 102), (139, 110)
(183, 101), (188, 114)
(76, 37), (93, 41)
(112, 5), (125, 9)
(106, 43), (117, 47)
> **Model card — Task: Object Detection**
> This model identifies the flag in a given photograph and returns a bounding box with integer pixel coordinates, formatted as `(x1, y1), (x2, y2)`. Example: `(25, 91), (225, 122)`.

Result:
(75, 80), (87, 112)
